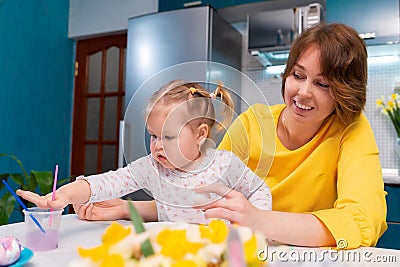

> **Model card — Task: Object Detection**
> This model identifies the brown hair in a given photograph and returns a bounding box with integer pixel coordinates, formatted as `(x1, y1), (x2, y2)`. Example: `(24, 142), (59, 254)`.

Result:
(281, 23), (368, 126)
(145, 79), (234, 137)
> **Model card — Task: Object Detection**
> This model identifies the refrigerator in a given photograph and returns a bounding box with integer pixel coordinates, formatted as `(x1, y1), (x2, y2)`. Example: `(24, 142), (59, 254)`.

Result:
(120, 6), (243, 174)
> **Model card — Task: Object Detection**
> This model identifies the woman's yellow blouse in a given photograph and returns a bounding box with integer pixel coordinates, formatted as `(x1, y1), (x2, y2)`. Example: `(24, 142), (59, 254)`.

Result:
(218, 103), (387, 248)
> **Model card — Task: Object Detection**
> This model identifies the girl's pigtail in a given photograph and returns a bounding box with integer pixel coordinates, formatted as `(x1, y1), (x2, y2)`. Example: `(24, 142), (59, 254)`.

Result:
(213, 83), (234, 132)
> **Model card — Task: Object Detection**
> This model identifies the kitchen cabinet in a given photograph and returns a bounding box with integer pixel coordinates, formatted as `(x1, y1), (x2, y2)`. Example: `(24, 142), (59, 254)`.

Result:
(326, 0), (400, 45)
(377, 184), (400, 249)
(158, 0), (266, 12)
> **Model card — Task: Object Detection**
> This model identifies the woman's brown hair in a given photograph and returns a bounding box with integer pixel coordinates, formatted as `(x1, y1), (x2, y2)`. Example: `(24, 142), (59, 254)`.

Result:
(281, 23), (368, 126)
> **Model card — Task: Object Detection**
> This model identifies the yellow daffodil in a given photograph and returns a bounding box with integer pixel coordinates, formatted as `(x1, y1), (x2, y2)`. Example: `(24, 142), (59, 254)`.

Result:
(199, 219), (229, 243)
(376, 93), (400, 137)
(78, 244), (110, 262)
(244, 235), (265, 267)
(376, 98), (384, 107)
(77, 222), (132, 264)
(102, 222), (132, 244)
(157, 229), (203, 260)
(100, 254), (125, 267)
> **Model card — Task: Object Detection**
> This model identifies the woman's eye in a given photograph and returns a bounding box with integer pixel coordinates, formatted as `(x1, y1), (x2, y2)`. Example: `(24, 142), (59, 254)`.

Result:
(150, 134), (157, 140)
(293, 72), (303, 79)
(317, 82), (329, 89)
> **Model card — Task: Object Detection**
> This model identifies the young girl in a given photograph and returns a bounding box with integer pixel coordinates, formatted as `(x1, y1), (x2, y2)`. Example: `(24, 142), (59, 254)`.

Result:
(17, 79), (272, 223)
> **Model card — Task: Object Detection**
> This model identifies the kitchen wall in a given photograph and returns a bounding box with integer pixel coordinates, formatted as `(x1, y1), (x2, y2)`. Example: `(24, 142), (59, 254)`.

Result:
(0, 0), (73, 181)
(234, 21), (400, 169)
(68, 0), (158, 39)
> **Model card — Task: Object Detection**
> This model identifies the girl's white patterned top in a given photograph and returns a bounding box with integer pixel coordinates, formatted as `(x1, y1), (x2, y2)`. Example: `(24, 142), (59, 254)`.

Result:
(78, 149), (272, 224)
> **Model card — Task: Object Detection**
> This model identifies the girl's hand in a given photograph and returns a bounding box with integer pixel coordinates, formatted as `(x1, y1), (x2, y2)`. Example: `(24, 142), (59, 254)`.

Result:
(193, 183), (267, 233)
(73, 199), (128, 221)
(16, 189), (69, 209)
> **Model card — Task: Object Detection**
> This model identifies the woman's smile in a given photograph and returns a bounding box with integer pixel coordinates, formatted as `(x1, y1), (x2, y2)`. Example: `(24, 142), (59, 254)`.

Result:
(293, 100), (313, 111)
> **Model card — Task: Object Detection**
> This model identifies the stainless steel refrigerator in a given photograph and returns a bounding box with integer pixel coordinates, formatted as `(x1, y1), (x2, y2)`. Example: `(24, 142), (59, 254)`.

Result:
(120, 6), (242, 200)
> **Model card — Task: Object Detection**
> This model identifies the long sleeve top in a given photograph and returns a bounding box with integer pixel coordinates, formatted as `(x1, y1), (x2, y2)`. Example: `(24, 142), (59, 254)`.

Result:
(218, 103), (387, 249)
(78, 149), (272, 224)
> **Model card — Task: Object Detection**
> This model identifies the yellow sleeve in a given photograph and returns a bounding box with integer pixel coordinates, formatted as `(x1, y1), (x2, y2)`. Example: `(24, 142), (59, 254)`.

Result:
(311, 115), (387, 249)
(218, 104), (276, 179)
(218, 106), (251, 161)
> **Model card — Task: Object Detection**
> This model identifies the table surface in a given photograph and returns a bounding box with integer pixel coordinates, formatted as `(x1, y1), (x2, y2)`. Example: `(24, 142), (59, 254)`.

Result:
(1, 214), (400, 267)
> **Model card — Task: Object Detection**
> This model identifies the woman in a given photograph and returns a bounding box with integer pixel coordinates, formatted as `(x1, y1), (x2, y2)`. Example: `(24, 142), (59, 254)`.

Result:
(74, 23), (387, 249)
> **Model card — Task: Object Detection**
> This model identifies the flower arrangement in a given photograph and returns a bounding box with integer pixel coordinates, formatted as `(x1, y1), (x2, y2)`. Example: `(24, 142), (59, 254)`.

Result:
(69, 201), (267, 267)
(69, 220), (267, 267)
(376, 93), (400, 137)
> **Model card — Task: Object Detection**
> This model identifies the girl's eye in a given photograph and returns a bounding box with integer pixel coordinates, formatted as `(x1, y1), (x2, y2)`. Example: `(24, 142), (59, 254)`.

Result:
(164, 136), (175, 141)
(150, 134), (157, 140)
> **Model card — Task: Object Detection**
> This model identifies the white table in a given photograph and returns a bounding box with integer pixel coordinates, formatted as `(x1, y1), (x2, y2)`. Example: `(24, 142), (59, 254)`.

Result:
(1, 214), (399, 267)
(0, 214), (132, 267)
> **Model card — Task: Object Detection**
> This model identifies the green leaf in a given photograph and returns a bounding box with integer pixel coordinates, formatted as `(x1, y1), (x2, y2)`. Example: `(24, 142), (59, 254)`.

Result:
(32, 171), (53, 194)
(1, 153), (71, 224)
(3, 194), (16, 215)
(0, 211), (9, 225)
(128, 200), (155, 257)
(128, 200), (146, 232)
(26, 172), (38, 192)
(4, 154), (29, 180)
(0, 193), (16, 225)
(0, 174), (10, 190)
(10, 173), (25, 186)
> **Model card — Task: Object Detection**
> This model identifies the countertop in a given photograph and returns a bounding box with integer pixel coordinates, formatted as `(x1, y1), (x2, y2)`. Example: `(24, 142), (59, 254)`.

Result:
(383, 168), (400, 184)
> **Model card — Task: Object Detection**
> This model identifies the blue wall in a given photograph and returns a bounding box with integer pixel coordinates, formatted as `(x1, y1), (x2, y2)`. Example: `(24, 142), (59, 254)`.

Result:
(0, 0), (74, 219)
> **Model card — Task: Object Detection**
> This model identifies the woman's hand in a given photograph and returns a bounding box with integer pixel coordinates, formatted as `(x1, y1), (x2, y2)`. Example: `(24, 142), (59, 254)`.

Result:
(73, 199), (158, 222)
(193, 183), (267, 233)
(16, 189), (69, 210)
(73, 199), (129, 221)
(195, 183), (336, 247)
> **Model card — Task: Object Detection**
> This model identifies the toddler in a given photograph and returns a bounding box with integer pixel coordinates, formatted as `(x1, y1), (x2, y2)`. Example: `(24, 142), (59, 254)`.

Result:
(17, 80), (272, 223)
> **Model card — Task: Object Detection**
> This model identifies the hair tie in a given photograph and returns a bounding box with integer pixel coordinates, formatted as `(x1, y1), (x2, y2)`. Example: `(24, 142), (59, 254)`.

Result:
(189, 87), (197, 95)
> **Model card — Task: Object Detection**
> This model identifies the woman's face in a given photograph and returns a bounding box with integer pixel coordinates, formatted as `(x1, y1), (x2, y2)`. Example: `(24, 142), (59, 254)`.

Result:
(284, 46), (335, 125)
(146, 105), (202, 170)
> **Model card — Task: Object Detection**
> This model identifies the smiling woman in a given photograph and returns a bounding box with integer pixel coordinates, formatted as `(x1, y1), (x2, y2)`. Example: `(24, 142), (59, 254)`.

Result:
(212, 22), (386, 249)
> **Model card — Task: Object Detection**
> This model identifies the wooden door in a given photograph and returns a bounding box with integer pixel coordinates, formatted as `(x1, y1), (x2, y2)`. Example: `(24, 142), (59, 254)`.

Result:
(71, 34), (127, 178)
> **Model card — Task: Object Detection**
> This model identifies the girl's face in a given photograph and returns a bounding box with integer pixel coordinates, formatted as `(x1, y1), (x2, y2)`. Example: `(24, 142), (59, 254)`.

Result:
(284, 46), (335, 125)
(146, 105), (204, 170)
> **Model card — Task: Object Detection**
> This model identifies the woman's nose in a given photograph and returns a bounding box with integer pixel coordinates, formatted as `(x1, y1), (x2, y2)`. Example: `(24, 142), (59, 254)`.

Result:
(298, 83), (313, 98)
